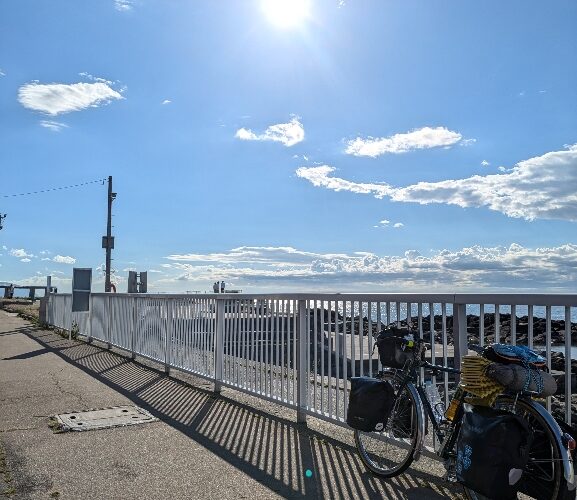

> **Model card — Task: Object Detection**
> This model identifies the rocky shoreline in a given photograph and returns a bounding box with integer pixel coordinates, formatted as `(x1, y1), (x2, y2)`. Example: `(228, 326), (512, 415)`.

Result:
(336, 312), (577, 346)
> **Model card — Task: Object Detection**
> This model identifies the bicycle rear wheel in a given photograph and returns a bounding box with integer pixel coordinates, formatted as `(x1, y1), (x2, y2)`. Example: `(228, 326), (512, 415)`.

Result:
(462, 397), (571, 500)
(354, 372), (420, 478)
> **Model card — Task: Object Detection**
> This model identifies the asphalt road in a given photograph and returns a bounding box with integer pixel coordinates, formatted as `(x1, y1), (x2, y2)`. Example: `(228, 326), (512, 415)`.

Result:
(0, 310), (464, 499)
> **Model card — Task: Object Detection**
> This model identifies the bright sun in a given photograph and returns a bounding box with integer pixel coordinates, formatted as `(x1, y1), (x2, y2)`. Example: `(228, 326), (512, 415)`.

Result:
(261, 0), (310, 28)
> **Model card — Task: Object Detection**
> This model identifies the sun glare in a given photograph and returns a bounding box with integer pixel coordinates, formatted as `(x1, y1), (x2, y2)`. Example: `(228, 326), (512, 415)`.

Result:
(261, 0), (310, 28)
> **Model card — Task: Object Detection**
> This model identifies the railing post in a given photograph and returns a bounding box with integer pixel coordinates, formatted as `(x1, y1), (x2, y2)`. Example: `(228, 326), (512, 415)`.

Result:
(86, 294), (93, 343)
(131, 296), (137, 360)
(214, 298), (225, 393)
(452, 301), (467, 380)
(296, 299), (308, 424)
(106, 295), (112, 350)
(164, 299), (173, 374)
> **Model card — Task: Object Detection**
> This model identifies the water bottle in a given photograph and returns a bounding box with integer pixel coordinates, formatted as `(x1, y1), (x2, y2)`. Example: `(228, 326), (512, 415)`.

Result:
(424, 381), (444, 424)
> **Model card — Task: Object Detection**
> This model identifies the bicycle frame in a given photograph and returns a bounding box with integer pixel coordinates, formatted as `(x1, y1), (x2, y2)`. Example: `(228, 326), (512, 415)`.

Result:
(386, 360), (466, 462)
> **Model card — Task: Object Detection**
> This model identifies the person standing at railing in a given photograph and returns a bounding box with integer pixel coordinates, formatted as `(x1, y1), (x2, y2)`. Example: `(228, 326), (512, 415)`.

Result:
(220, 281), (225, 293)
(213, 282), (219, 293)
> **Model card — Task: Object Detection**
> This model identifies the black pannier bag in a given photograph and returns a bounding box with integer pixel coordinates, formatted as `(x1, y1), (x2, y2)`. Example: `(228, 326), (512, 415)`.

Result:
(376, 327), (418, 369)
(346, 377), (395, 432)
(456, 405), (533, 500)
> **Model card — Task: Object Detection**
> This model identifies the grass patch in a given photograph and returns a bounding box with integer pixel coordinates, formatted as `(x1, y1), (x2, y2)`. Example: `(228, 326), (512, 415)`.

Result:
(0, 441), (15, 497)
(48, 418), (65, 434)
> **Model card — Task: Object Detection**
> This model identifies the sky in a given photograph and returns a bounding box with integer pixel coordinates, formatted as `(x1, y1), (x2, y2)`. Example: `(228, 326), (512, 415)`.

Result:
(1, 0), (576, 294)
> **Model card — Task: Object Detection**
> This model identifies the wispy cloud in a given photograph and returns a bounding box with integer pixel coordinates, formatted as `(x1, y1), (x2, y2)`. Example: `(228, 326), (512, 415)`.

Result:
(296, 165), (393, 198)
(374, 219), (404, 229)
(10, 248), (34, 258)
(481, 160), (490, 167)
(20, 258), (31, 263)
(0, 69), (5, 77)
(162, 99), (171, 105)
(53, 255), (76, 264)
(40, 120), (68, 132)
(297, 144), (577, 221)
(18, 81), (124, 116)
(345, 126), (463, 157)
(114, 0), (134, 11)
(160, 243), (577, 291)
(235, 117), (304, 147)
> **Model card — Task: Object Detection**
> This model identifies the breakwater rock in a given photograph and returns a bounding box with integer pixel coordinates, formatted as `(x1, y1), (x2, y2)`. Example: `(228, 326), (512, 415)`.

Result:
(311, 309), (576, 346)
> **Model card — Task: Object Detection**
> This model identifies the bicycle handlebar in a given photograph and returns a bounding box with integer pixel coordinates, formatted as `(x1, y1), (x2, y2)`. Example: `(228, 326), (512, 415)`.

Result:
(421, 361), (461, 375)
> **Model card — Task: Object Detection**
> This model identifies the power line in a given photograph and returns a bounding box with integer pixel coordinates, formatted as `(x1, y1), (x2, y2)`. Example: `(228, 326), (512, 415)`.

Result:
(1, 178), (107, 198)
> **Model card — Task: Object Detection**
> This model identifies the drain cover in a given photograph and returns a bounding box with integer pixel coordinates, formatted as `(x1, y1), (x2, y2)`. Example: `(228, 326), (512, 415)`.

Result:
(53, 405), (157, 432)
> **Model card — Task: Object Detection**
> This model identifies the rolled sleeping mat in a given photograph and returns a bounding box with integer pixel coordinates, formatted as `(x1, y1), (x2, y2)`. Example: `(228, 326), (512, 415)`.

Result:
(485, 363), (557, 397)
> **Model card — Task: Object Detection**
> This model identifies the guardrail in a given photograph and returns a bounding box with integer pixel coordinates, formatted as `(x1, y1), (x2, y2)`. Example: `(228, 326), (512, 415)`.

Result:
(47, 293), (576, 428)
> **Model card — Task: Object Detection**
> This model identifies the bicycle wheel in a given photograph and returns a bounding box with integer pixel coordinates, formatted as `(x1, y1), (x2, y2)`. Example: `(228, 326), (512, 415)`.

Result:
(462, 397), (571, 500)
(354, 372), (420, 478)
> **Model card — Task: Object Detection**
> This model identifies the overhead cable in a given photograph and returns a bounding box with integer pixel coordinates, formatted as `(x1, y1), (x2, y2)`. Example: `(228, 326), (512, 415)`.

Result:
(1, 178), (107, 198)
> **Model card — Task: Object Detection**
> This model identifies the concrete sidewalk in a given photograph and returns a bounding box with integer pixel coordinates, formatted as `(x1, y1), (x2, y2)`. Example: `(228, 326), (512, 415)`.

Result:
(0, 310), (463, 499)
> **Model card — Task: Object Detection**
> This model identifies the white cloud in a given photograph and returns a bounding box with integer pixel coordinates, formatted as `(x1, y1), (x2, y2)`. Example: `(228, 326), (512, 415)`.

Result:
(235, 117), (304, 147)
(20, 258), (31, 263)
(162, 99), (171, 105)
(160, 243), (577, 291)
(10, 248), (34, 258)
(0, 69), (5, 76)
(393, 223), (404, 228)
(78, 72), (113, 84)
(379, 219), (390, 225)
(460, 138), (476, 147)
(2, 245), (7, 251)
(297, 165), (393, 198)
(40, 120), (68, 132)
(114, 0), (134, 11)
(481, 160), (490, 167)
(297, 144), (577, 221)
(345, 126), (463, 157)
(53, 255), (76, 264)
(18, 81), (124, 116)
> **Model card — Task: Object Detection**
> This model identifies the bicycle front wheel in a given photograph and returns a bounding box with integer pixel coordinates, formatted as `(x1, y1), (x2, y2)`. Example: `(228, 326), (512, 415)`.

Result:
(463, 396), (571, 500)
(354, 372), (421, 478)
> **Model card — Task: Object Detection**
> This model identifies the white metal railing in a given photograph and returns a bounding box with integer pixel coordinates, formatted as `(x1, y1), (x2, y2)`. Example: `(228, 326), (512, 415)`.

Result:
(46, 293), (576, 428)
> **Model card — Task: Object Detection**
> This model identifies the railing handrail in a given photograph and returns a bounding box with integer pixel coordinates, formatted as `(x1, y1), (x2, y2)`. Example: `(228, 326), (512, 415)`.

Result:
(51, 291), (577, 306)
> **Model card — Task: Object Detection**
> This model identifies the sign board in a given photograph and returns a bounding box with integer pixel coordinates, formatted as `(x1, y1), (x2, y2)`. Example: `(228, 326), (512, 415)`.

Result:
(127, 271), (138, 293)
(72, 268), (92, 312)
(127, 271), (148, 293)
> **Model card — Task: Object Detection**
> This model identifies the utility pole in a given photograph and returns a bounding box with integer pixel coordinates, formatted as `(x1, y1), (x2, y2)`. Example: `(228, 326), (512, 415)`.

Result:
(0, 213), (6, 230)
(102, 176), (116, 292)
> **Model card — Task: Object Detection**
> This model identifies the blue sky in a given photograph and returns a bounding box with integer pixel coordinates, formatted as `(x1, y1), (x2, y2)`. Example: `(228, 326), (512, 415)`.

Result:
(1, 0), (576, 293)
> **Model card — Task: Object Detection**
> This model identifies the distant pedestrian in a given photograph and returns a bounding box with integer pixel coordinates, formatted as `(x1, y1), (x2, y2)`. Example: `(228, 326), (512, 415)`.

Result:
(220, 281), (225, 293)
(213, 282), (219, 293)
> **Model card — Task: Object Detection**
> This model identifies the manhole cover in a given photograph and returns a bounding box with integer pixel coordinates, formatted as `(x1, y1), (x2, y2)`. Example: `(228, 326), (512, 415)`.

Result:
(52, 405), (157, 432)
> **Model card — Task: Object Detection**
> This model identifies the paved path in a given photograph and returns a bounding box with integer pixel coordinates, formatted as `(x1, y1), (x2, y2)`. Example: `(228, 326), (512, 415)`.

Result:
(0, 310), (463, 499)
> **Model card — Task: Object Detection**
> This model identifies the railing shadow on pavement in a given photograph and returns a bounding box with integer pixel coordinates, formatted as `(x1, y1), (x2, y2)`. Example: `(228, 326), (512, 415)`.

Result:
(19, 326), (462, 500)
